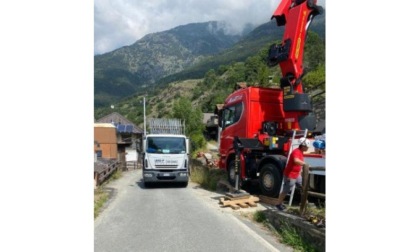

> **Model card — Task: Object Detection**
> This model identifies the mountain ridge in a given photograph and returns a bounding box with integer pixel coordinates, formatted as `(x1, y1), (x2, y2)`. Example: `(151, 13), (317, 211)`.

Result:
(94, 14), (325, 109)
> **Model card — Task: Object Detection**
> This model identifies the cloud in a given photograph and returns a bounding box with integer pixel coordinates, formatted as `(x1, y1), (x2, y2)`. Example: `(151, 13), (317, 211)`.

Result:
(94, 0), (326, 55)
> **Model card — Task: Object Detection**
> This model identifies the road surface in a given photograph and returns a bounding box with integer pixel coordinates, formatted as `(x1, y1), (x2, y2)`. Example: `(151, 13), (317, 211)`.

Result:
(94, 169), (292, 252)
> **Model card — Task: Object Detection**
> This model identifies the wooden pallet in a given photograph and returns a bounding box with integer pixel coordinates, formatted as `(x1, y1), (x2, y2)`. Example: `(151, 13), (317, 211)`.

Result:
(219, 196), (260, 210)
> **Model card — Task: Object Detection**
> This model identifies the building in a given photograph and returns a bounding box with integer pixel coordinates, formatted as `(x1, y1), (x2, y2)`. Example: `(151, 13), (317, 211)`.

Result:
(95, 112), (143, 148)
(203, 113), (219, 141)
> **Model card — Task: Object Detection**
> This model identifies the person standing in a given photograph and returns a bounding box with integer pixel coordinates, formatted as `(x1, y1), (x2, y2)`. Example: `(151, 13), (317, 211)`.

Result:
(276, 137), (310, 211)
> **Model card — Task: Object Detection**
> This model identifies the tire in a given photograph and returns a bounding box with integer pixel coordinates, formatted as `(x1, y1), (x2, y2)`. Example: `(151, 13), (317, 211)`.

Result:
(143, 181), (150, 188)
(227, 160), (242, 189)
(259, 163), (282, 198)
(181, 181), (189, 188)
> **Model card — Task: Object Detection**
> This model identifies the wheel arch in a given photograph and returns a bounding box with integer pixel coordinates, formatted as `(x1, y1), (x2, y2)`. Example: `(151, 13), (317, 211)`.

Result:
(258, 155), (287, 173)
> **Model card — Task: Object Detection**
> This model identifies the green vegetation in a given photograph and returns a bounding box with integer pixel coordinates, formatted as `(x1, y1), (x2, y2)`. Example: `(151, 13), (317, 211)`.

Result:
(190, 165), (227, 191)
(253, 210), (267, 223)
(94, 27), (325, 157)
(109, 169), (123, 181)
(95, 29), (324, 123)
(94, 187), (108, 218)
(94, 168), (123, 218)
(252, 211), (319, 252)
(279, 223), (317, 252)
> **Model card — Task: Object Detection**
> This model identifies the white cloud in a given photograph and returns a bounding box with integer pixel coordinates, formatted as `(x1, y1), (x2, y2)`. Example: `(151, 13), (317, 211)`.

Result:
(94, 0), (326, 55)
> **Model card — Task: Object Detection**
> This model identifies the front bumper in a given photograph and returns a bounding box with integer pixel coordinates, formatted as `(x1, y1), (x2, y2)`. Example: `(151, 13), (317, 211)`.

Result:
(143, 170), (189, 183)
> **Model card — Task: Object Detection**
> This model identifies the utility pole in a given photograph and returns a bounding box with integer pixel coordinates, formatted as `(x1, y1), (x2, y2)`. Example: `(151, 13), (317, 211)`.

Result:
(143, 96), (146, 136)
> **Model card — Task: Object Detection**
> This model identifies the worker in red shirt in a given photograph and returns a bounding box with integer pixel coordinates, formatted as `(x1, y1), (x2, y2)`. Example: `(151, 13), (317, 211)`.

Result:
(276, 137), (310, 211)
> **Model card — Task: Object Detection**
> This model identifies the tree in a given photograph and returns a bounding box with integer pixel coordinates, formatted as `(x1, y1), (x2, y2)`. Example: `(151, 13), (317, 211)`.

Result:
(172, 97), (204, 135)
(302, 64), (325, 93)
(204, 69), (217, 88)
(304, 31), (325, 72)
(172, 97), (206, 151)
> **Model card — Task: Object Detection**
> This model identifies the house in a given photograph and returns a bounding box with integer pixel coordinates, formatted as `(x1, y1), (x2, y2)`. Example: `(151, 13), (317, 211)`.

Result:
(95, 112), (143, 148)
(95, 112), (144, 165)
(203, 113), (219, 141)
(94, 123), (118, 159)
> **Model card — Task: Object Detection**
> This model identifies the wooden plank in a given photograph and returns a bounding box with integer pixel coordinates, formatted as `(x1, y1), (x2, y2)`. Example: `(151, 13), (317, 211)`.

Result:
(230, 204), (240, 210)
(307, 191), (325, 199)
(300, 164), (310, 216)
(238, 203), (249, 208)
(258, 195), (281, 205)
(225, 194), (251, 200)
(219, 196), (259, 209)
(247, 202), (258, 207)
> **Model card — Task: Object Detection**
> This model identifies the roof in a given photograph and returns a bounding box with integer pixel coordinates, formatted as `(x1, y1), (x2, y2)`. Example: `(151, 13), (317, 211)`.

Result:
(95, 112), (143, 134)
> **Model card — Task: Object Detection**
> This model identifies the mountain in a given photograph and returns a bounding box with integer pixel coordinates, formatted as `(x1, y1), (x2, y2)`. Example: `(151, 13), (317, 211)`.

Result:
(159, 14), (325, 84)
(94, 21), (246, 107)
(94, 14), (325, 109)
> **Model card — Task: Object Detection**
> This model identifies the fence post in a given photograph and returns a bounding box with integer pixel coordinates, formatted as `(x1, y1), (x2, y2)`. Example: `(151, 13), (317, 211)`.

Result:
(300, 164), (310, 216)
(94, 172), (98, 189)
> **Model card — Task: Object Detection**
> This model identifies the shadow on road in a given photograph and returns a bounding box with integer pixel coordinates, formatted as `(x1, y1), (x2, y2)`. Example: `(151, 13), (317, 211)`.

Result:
(135, 179), (188, 189)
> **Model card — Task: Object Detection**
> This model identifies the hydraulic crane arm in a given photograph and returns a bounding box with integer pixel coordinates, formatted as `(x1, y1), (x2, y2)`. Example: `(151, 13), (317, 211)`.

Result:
(268, 0), (323, 95)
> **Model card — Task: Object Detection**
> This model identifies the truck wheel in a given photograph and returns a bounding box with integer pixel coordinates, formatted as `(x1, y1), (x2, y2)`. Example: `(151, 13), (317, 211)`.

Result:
(259, 163), (282, 198)
(181, 181), (188, 188)
(227, 160), (242, 188)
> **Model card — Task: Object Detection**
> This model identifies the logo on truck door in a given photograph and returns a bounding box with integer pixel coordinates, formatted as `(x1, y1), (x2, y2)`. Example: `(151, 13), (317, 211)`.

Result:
(226, 94), (243, 105)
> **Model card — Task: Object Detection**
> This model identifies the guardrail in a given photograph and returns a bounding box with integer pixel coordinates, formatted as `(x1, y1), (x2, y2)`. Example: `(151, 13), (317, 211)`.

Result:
(94, 159), (120, 186)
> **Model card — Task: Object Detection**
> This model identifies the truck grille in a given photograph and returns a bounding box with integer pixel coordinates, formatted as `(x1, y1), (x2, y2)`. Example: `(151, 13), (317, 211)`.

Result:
(155, 165), (178, 169)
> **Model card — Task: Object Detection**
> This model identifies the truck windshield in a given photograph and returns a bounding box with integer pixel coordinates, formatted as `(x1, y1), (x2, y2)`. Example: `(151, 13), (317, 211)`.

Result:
(146, 137), (186, 154)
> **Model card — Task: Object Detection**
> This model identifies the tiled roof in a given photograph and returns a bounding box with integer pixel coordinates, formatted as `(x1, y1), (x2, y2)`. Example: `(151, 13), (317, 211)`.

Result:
(95, 112), (143, 134)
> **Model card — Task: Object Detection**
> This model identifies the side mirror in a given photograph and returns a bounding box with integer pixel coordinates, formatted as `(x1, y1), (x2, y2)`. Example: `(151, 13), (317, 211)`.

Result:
(186, 138), (190, 154)
(142, 139), (146, 153)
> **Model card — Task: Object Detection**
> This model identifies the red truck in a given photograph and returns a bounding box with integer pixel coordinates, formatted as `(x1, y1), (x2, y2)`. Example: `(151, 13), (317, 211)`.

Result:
(217, 0), (325, 198)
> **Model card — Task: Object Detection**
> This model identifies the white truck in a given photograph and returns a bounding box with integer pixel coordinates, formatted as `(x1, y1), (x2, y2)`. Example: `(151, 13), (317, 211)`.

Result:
(141, 118), (190, 187)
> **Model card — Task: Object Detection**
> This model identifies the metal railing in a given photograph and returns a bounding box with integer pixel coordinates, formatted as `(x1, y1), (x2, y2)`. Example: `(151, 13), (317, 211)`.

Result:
(148, 118), (185, 135)
(124, 161), (141, 171)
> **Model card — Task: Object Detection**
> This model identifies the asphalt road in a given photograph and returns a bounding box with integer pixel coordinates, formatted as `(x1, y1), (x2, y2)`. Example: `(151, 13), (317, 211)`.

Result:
(94, 169), (292, 252)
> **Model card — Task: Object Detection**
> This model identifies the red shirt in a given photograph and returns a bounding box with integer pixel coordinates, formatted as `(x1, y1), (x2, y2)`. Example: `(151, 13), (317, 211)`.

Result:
(284, 148), (304, 179)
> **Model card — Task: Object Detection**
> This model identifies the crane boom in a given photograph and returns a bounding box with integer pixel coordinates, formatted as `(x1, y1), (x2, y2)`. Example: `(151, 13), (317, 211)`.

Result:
(268, 0), (323, 98)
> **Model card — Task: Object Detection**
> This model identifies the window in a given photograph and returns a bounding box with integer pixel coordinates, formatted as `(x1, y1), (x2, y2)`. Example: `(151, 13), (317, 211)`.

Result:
(222, 102), (243, 128)
(146, 137), (186, 154)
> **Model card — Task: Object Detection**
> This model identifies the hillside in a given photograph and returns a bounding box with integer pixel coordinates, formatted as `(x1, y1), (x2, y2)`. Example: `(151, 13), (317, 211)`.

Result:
(94, 21), (245, 107)
(94, 13), (325, 109)
(94, 29), (326, 128)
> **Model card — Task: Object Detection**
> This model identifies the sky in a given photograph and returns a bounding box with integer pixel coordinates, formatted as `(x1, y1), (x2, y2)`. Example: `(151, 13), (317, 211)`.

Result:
(94, 0), (326, 55)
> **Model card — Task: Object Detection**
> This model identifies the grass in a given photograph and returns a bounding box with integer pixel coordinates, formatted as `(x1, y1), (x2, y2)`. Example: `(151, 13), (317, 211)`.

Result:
(285, 203), (326, 227)
(190, 165), (226, 191)
(109, 169), (122, 181)
(252, 211), (319, 252)
(94, 168), (123, 219)
(94, 187), (109, 218)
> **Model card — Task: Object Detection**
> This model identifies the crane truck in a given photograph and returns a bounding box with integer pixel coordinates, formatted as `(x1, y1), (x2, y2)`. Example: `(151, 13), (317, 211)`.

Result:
(217, 0), (324, 198)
